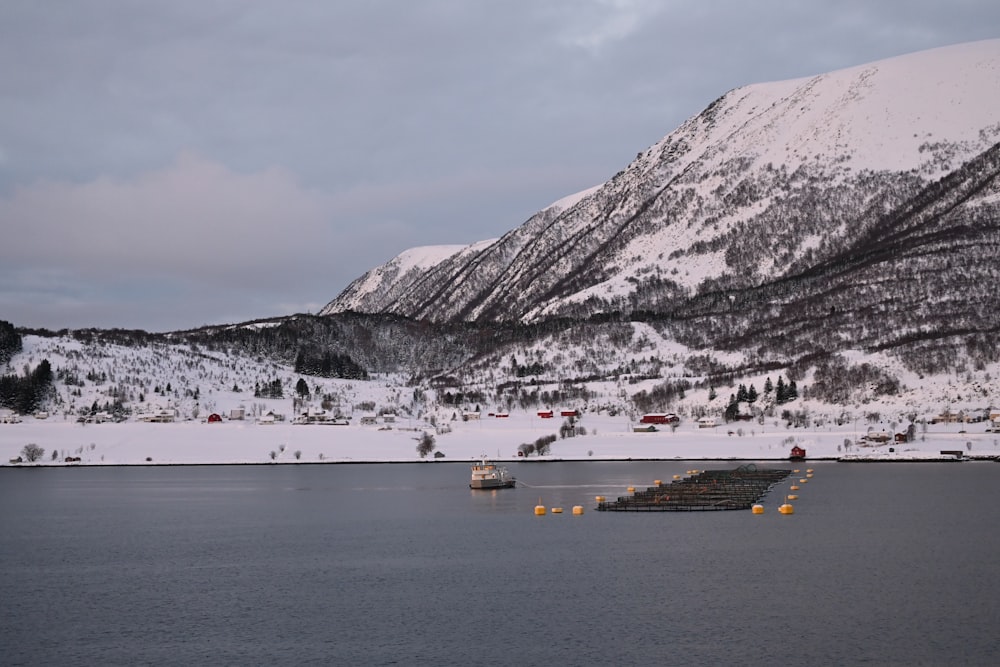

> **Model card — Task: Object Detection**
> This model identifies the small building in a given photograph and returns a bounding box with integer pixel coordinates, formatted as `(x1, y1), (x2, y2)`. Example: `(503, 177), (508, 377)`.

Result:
(359, 415), (378, 426)
(537, 410), (554, 419)
(260, 410), (285, 423)
(697, 417), (717, 429)
(789, 446), (806, 460)
(229, 408), (245, 421)
(382, 413), (397, 424)
(207, 413), (222, 423)
(560, 409), (579, 418)
(138, 407), (177, 423)
(493, 412), (509, 418)
(641, 413), (679, 425)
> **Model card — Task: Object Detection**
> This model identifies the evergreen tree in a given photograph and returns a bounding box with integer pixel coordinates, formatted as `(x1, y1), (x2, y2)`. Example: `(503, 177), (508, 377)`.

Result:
(764, 377), (773, 394)
(295, 378), (310, 398)
(724, 394), (739, 422)
(776, 377), (787, 404)
(0, 320), (22, 365)
(747, 384), (758, 403)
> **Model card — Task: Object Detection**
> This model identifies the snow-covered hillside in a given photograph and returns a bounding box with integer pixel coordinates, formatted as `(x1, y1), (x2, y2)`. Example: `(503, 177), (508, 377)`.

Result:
(3, 332), (998, 466)
(321, 39), (1000, 327)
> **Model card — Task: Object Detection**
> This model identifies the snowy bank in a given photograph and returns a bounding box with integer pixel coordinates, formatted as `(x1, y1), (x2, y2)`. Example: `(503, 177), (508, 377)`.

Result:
(3, 412), (998, 466)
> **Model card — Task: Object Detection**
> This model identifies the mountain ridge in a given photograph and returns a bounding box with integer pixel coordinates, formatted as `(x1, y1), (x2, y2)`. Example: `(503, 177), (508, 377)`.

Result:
(321, 39), (1000, 337)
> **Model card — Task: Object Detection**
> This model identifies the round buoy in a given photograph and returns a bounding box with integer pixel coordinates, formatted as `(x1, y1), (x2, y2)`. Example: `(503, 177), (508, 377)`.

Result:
(673, 474), (681, 480)
(654, 479), (662, 486)
(778, 503), (794, 515)
(534, 504), (547, 515)
(799, 478), (808, 483)
(790, 484), (799, 490)
(806, 468), (814, 473)
(572, 505), (584, 515)
(627, 486), (635, 493)
(793, 469), (800, 473)
(595, 495), (606, 502)
(806, 473), (813, 478)
(787, 494), (798, 500)
(751, 504), (764, 514)
(552, 507), (563, 514)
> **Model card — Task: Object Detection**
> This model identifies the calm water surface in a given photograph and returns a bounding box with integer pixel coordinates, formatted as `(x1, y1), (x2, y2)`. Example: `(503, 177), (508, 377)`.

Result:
(2, 460), (999, 666)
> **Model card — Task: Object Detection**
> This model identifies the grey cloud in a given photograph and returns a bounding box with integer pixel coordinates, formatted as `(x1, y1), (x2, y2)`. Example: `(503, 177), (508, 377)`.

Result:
(1, 0), (998, 330)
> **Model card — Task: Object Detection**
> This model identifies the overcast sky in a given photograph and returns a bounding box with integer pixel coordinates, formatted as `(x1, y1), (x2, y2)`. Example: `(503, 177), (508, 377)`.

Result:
(2, 1), (997, 332)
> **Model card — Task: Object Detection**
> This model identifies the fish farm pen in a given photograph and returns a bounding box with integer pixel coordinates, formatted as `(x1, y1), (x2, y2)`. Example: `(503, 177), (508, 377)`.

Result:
(596, 465), (791, 512)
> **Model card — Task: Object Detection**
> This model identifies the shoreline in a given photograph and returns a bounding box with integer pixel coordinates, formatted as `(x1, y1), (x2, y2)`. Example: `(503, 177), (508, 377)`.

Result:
(4, 455), (998, 468)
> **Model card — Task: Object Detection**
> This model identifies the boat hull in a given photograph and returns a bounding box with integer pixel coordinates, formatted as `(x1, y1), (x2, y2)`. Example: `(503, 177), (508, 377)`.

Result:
(470, 480), (516, 490)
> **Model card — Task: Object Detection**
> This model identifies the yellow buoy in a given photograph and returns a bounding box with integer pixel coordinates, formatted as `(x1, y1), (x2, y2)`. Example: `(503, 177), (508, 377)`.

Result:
(787, 494), (798, 500)
(806, 468), (814, 473)
(552, 507), (563, 514)
(654, 479), (662, 486)
(572, 505), (584, 515)
(595, 495), (606, 502)
(751, 504), (764, 514)
(778, 503), (794, 515)
(799, 478), (808, 483)
(627, 486), (635, 493)
(534, 504), (547, 515)
(806, 473), (813, 478)
(790, 485), (799, 490)
(793, 469), (800, 473)
(673, 474), (681, 480)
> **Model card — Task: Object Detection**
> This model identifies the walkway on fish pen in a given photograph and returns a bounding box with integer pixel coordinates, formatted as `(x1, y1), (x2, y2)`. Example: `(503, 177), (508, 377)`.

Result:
(596, 464), (791, 512)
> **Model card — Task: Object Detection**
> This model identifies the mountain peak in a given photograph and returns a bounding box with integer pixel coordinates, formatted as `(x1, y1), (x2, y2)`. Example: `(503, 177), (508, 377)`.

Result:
(321, 38), (1000, 364)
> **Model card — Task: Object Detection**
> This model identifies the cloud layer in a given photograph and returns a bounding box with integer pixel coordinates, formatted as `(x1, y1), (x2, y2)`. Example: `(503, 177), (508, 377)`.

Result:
(2, 1), (998, 330)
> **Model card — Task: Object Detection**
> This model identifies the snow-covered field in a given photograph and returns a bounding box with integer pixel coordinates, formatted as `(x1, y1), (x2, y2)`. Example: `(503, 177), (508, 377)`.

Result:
(3, 410), (997, 466)
(3, 332), (1000, 466)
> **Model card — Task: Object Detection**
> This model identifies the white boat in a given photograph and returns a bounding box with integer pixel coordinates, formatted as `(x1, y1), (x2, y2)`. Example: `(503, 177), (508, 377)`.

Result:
(469, 455), (515, 489)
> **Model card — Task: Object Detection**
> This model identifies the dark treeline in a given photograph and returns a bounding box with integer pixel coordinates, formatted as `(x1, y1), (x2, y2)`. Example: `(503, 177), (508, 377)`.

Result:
(0, 359), (54, 414)
(0, 320), (22, 365)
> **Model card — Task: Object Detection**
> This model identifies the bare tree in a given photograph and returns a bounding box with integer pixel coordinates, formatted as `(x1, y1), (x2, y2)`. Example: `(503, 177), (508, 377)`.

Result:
(21, 443), (45, 462)
(416, 433), (436, 458)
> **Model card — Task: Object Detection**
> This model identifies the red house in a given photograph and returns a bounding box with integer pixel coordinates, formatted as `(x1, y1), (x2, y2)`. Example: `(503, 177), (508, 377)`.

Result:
(560, 409), (579, 417)
(789, 446), (806, 461)
(207, 413), (222, 423)
(537, 410), (554, 419)
(640, 413), (679, 425)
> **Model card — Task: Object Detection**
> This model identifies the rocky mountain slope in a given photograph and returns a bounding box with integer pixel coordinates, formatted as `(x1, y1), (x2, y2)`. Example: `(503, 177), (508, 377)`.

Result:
(321, 40), (1000, 369)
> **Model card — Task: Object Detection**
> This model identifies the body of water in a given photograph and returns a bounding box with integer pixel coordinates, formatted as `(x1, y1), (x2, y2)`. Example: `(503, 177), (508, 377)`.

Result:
(2, 460), (998, 665)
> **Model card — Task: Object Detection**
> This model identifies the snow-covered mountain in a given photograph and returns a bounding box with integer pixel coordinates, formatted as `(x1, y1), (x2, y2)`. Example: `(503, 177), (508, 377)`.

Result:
(6, 41), (999, 431)
(321, 39), (1000, 356)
